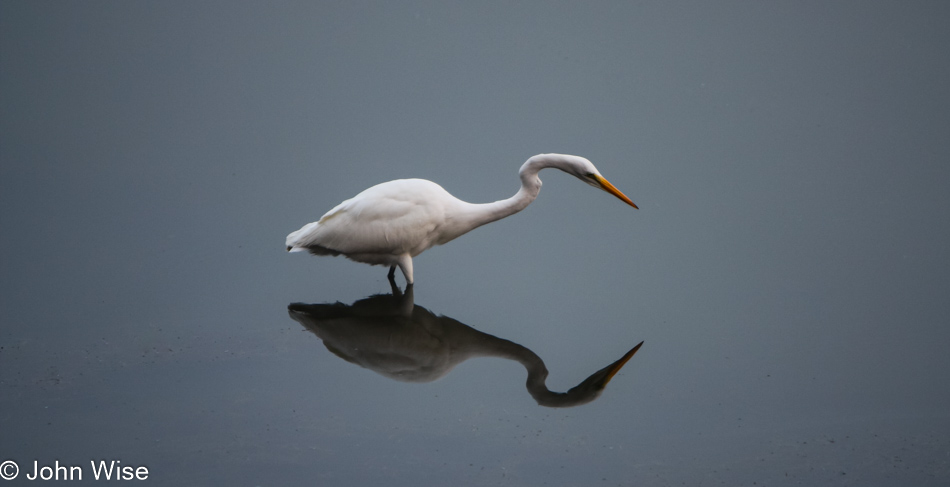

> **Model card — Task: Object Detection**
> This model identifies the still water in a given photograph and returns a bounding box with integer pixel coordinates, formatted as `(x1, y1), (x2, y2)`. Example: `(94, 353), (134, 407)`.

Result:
(3, 1), (950, 486)
(289, 281), (644, 408)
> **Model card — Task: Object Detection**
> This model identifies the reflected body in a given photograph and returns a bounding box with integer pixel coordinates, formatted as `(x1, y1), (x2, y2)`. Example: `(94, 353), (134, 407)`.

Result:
(286, 154), (637, 283)
(287, 282), (643, 407)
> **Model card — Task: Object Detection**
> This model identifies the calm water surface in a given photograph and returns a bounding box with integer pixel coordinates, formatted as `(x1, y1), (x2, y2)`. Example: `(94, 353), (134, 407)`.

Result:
(3, 2), (950, 486)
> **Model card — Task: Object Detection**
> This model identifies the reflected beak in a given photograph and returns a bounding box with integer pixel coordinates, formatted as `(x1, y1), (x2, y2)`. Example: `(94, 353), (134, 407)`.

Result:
(594, 174), (638, 209)
(601, 341), (644, 385)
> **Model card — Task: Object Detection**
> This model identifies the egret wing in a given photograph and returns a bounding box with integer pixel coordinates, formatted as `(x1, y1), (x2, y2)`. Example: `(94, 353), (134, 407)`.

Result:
(288, 179), (451, 256)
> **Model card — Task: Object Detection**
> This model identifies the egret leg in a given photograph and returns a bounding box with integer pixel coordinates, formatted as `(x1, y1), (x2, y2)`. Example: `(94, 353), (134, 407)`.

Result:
(387, 268), (401, 296)
(396, 254), (414, 285)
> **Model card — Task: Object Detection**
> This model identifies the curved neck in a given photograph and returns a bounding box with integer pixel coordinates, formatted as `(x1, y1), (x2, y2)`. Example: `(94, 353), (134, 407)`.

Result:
(501, 343), (608, 408)
(468, 335), (596, 408)
(456, 154), (582, 231)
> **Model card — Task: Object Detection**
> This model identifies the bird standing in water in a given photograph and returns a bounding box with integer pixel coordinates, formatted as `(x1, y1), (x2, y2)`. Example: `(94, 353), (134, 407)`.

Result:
(286, 153), (637, 284)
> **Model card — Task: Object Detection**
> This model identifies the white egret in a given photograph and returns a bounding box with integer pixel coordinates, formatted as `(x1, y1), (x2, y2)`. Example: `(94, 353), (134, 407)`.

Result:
(286, 153), (637, 283)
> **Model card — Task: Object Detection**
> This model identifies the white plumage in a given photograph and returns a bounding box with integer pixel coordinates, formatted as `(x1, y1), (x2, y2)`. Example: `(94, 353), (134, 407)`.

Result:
(286, 153), (637, 284)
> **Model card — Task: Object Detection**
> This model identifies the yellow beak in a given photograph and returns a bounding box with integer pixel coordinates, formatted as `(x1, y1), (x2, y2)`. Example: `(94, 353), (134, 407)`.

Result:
(602, 341), (644, 385)
(594, 174), (638, 209)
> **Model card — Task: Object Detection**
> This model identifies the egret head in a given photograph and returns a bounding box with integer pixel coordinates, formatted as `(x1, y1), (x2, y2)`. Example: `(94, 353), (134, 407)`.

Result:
(564, 156), (639, 209)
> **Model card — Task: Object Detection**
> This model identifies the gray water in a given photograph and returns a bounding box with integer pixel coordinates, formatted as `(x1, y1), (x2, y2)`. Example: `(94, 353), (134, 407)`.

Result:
(2, 2), (949, 485)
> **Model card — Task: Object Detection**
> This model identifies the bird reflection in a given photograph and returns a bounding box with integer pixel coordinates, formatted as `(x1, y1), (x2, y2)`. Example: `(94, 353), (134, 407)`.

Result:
(287, 282), (643, 408)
